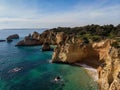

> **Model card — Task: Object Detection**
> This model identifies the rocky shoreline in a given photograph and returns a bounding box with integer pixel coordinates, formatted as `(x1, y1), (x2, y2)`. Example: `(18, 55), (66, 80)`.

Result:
(16, 26), (120, 90)
(0, 34), (19, 43)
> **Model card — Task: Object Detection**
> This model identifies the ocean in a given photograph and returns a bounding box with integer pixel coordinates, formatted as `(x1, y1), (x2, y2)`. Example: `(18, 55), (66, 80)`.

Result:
(0, 29), (98, 90)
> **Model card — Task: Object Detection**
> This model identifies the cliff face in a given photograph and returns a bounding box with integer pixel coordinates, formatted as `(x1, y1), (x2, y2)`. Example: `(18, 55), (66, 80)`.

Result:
(16, 31), (57, 46)
(16, 31), (70, 46)
(97, 47), (120, 90)
(52, 43), (100, 66)
(52, 39), (120, 90)
(52, 40), (111, 67)
(56, 32), (67, 44)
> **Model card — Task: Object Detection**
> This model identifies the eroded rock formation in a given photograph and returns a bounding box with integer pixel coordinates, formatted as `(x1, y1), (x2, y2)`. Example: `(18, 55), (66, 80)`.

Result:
(16, 31), (57, 46)
(97, 48), (120, 90)
(42, 43), (53, 51)
(52, 43), (100, 67)
(7, 34), (19, 42)
(52, 39), (120, 90)
(16, 30), (120, 90)
(16, 30), (70, 46)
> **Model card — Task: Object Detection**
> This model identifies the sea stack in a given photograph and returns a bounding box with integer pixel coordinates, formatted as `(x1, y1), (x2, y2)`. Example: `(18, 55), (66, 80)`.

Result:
(42, 43), (53, 51)
(6, 34), (19, 42)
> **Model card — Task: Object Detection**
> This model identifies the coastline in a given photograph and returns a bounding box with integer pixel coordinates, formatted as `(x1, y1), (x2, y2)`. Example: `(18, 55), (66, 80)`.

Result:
(50, 60), (98, 82)
(14, 25), (120, 90)
(75, 63), (98, 81)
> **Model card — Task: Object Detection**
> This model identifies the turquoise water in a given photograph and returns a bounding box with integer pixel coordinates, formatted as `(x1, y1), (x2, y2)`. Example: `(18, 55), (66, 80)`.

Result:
(0, 30), (98, 90)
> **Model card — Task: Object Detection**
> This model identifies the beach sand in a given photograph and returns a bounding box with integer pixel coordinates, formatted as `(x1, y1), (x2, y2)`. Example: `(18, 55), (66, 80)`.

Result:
(75, 63), (98, 81)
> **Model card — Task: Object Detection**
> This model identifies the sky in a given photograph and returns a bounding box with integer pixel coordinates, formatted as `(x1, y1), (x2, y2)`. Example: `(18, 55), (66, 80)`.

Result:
(0, 0), (120, 29)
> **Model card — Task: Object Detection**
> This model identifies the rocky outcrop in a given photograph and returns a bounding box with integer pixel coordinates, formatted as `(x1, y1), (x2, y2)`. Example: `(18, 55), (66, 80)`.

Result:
(51, 39), (99, 64)
(42, 43), (53, 51)
(52, 43), (100, 67)
(52, 39), (120, 90)
(56, 32), (67, 44)
(97, 47), (120, 90)
(52, 39), (108, 67)
(16, 31), (70, 46)
(16, 31), (57, 46)
(6, 34), (19, 42)
(16, 35), (42, 46)
(7, 34), (19, 40)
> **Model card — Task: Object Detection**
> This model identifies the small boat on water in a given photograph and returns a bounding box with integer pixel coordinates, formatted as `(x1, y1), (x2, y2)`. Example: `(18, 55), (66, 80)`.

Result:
(53, 76), (65, 86)
(8, 67), (23, 73)
(54, 76), (61, 82)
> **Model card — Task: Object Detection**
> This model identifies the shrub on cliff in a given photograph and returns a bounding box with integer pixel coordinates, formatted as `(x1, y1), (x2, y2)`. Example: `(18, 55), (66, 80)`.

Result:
(49, 24), (120, 39)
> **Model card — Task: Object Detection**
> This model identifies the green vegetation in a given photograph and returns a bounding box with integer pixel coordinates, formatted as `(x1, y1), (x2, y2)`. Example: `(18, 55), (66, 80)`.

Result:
(49, 24), (120, 42)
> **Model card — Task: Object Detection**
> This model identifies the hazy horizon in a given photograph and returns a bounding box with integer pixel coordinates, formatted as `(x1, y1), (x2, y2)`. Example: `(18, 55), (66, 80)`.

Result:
(0, 28), (48, 30)
(0, 0), (120, 29)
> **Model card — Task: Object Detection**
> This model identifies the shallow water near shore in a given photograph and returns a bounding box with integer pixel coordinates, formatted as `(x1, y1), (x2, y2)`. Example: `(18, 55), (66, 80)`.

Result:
(0, 30), (98, 90)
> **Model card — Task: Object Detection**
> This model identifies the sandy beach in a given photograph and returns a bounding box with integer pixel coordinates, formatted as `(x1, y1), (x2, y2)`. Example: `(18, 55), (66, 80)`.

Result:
(75, 63), (98, 81)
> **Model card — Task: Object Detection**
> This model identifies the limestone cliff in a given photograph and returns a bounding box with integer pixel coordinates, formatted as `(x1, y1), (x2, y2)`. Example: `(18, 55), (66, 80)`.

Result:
(52, 39), (110, 67)
(52, 43), (100, 67)
(16, 30), (120, 90)
(52, 39), (120, 90)
(97, 47), (120, 90)
(16, 30), (69, 46)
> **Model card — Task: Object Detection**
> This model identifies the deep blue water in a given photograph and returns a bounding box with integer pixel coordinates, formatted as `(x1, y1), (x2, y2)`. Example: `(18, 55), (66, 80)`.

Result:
(0, 29), (98, 90)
